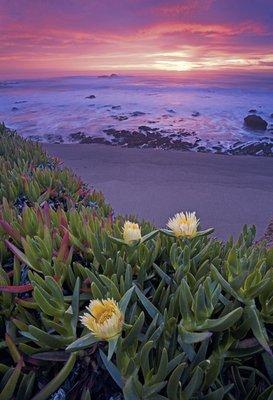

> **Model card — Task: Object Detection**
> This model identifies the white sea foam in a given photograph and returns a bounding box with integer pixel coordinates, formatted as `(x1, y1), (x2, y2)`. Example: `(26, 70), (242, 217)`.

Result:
(0, 74), (272, 154)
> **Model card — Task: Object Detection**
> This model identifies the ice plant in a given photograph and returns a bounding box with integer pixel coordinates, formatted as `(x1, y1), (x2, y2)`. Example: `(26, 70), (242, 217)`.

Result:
(167, 211), (199, 238)
(80, 298), (124, 340)
(123, 220), (142, 244)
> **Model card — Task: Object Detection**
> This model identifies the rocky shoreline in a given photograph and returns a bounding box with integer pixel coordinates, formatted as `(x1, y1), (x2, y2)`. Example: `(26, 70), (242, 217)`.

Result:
(63, 125), (273, 157)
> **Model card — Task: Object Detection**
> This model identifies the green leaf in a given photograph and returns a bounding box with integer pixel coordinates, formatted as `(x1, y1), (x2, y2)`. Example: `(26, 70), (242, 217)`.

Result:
(211, 265), (244, 302)
(31, 353), (77, 400)
(202, 387), (225, 400)
(183, 366), (204, 399)
(179, 326), (212, 344)
(66, 332), (99, 352)
(119, 286), (135, 315)
(134, 285), (163, 322)
(257, 385), (273, 400)
(99, 349), (123, 389)
(123, 312), (145, 348)
(196, 228), (214, 237)
(33, 287), (64, 317)
(197, 308), (243, 332)
(28, 326), (71, 348)
(5, 240), (36, 271)
(71, 277), (80, 336)
(153, 263), (172, 285)
(141, 230), (159, 243)
(108, 235), (128, 246)
(160, 229), (176, 237)
(244, 304), (272, 355)
(167, 363), (186, 400)
(0, 359), (23, 400)
(108, 337), (119, 361)
(143, 381), (167, 398)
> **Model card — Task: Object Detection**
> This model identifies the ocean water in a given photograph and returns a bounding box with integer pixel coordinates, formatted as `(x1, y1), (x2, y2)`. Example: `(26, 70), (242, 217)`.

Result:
(0, 74), (273, 155)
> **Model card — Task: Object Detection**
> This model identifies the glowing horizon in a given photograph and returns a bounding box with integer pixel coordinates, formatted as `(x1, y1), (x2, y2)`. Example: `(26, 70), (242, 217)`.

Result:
(1, 0), (273, 78)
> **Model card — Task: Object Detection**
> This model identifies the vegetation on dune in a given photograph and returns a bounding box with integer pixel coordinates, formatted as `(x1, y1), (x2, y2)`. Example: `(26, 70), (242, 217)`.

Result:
(0, 122), (273, 399)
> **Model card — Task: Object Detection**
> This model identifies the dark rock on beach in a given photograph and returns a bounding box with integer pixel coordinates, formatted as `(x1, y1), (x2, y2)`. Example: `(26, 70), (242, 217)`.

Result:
(85, 94), (96, 99)
(138, 125), (159, 133)
(192, 111), (200, 117)
(69, 131), (87, 142)
(44, 134), (64, 144)
(103, 127), (197, 151)
(11, 106), (19, 111)
(80, 136), (112, 145)
(111, 115), (128, 121)
(248, 109), (257, 113)
(271, 113), (273, 118)
(130, 111), (146, 117)
(244, 115), (268, 131)
(111, 105), (121, 110)
(230, 140), (273, 156)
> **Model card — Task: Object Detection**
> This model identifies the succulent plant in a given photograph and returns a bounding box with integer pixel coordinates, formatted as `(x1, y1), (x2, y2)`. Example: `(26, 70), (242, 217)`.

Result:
(1, 123), (273, 399)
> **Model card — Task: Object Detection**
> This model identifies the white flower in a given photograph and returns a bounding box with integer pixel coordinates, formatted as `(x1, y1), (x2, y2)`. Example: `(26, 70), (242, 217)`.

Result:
(80, 298), (124, 340)
(123, 221), (141, 244)
(167, 212), (199, 238)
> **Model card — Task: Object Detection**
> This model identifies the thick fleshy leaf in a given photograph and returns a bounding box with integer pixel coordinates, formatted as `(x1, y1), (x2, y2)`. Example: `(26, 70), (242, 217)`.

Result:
(66, 332), (99, 352)
(179, 327), (212, 344)
(99, 349), (123, 389)
(0, 284), (33, 293)
(244, 305), (272, 355)
(5, 240), (36, 270)
(134, 285), (163, 322)
(119, 286), (135, 315)
(140, 230), (159, 243)
(0, 358), (23, 400)
(107, 337), (119, 360)
(197, 308), (243, 332)
(31, 353), (77, 400)
(196, 228), (214, 237)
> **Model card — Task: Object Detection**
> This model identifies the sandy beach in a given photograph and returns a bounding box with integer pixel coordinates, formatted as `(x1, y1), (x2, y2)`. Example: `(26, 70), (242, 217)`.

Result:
(44, 144), (273, 240)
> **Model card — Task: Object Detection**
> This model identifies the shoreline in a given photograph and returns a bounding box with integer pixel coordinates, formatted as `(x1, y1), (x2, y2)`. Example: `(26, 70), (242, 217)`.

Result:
(44, 143), (273, 240)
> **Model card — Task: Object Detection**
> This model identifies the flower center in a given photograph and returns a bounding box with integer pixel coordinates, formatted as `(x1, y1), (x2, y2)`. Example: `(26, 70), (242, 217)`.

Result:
(97, 310), (114, 324)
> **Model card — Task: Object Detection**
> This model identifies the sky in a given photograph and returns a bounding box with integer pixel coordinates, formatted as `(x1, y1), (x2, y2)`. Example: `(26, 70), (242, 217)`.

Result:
(0, 0), (273, 77)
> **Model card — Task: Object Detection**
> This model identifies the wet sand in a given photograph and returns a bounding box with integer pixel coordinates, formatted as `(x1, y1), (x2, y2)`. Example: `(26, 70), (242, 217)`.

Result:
(44, 144), (273, 240)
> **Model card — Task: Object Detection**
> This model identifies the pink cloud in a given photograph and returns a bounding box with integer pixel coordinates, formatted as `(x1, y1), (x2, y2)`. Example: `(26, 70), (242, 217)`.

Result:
(0, 0), (272, 76)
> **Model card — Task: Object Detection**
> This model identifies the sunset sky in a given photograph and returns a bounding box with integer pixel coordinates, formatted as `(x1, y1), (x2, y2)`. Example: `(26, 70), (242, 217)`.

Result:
(1, 0), (273, 77)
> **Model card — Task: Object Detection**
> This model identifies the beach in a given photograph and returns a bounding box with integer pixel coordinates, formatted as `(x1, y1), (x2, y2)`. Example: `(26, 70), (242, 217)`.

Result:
(44, 144), (273, 240)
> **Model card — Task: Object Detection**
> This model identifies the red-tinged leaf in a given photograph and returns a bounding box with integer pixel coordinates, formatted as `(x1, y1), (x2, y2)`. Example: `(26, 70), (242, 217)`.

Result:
(0, 284), (33, 293)
(56, 231), (70, 262)
(42, 202), (51, 227)
(0, 220), (21, 242)
(60, 214), (68, 229)
(83, 277), (91, 285)
(15, 298), (37, 309)
(5, 240), (35, 269)
(80, 288), (91, 293)
(21, 174), (29, 190)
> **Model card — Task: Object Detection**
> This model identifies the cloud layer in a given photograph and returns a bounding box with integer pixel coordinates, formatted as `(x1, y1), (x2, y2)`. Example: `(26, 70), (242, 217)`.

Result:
(0, 0), (273, 76)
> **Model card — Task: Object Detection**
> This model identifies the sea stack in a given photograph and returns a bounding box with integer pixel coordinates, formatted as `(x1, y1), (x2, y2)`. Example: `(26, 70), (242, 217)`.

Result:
(244, 115), (268, 131)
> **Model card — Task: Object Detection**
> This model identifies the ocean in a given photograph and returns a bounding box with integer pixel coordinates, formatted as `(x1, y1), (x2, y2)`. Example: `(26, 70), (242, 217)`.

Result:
(0, 74), (273, 156)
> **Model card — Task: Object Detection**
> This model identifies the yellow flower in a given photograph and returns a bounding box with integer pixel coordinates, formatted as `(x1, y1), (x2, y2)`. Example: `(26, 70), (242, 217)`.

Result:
(80, 299), (124, 340)
(167, 211), (199, 238)
(123, 221), (141, 244)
